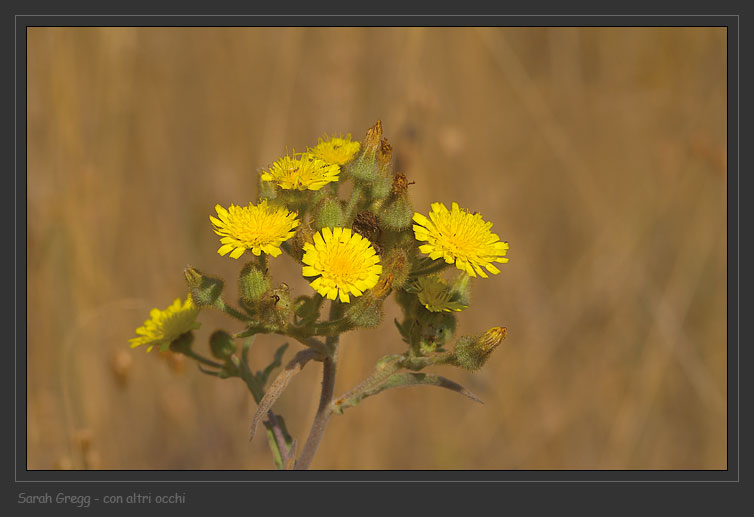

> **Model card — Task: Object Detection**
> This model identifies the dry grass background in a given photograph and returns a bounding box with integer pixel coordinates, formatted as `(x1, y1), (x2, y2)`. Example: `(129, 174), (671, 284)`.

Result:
(26, 27), (727, 470)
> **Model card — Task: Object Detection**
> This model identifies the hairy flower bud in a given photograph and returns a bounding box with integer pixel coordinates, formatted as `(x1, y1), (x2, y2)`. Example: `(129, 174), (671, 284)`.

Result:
(351, 120), (383, 183)
(239, 263), (270, 304)
(184, 266), (224, 307)
(209, 330), (236, 360)
(314, 197), (344, 230)
(454, 326), (507, 371)
(258, 283), (293, 326)
(382, 248), (410, 289)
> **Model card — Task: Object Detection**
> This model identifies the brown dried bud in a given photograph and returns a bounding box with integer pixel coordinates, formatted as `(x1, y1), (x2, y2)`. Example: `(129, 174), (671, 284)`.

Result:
(363, 120), (383, 154)
(352, 211), (381, 241)
(377, 138), (392, 169)
(391, 171), (413, 196)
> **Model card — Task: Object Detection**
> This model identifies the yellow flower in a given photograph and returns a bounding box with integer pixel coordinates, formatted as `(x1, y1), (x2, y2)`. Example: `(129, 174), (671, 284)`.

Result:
(411, 275), (468, 313)
(307, 134), (361, 165)
(413, 202), (509, 278)
(261, 152), (340, 191)
(210, 200), (299, 259)
(129, 296), (200, 352)
(301, 227), (382, 303)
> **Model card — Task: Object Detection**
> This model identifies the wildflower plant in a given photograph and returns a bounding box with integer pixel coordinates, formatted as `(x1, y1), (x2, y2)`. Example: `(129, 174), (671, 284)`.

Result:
(130, 121), (510, 469)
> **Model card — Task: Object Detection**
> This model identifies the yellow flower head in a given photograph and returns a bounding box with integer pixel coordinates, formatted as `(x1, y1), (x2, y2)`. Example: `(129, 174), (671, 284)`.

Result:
(261, 152), (340, 191)
(210, 199), (299, 259)
(411, 275), (469, 313)
(301, 227), (382, 303)
(129, 296), (200, 352)
(307, 134), (361, 165)
(413, 202), (509, 278)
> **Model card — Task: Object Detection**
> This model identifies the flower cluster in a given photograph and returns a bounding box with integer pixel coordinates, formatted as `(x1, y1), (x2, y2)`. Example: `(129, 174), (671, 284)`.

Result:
(128, 122), (511, 470)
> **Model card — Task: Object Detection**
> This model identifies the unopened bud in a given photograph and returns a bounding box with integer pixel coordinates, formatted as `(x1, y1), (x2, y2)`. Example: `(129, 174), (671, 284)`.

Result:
(345, 292), (384, 328)
(239, 263), (270, 304)
(184, 266), (224, 307)
(210, 330), (236, 360)
(379, 195), (414, 231)
(382, 248), (410, 289)
(454, 326), (507, 371)
(258, 283), (293, 326)
(351, 121), (384, 183)
(314, 197), (344, 230)
(378, 172), (414, 230)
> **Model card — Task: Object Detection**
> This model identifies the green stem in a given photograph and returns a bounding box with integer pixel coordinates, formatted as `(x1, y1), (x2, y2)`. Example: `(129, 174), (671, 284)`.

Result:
(257, 253), (268, 272)
(343, 184), (364, 223)
(182, 349), (224, 369)
(215, 298), (252, 322)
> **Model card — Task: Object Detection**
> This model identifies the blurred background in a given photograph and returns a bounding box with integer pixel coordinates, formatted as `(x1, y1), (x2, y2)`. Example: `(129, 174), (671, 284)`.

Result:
(26, 27), (727, 470)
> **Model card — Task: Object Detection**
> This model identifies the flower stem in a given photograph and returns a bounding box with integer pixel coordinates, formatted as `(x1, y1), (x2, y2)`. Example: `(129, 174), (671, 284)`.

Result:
(343, 184), (364, 223)
(295, 303), (343, 469)
(215, 299), (252, 322)
(182, 349), (225, 369)
(294, 348), (337, 470)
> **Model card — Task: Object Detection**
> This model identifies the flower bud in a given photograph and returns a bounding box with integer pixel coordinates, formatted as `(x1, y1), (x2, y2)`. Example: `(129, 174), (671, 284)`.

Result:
(184, 266), (224, 307)
(239, 262), (270, 304)
(454, 326), (507, 371)
(378, 172), (415, 231)
(258, 283), (293, 326)
(209, 330), (236, 360)
(345, 292), (383, 329)
(382, 248), (410, 289)
(314, 197), (344, 230)
(351, 120), (383, 183)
